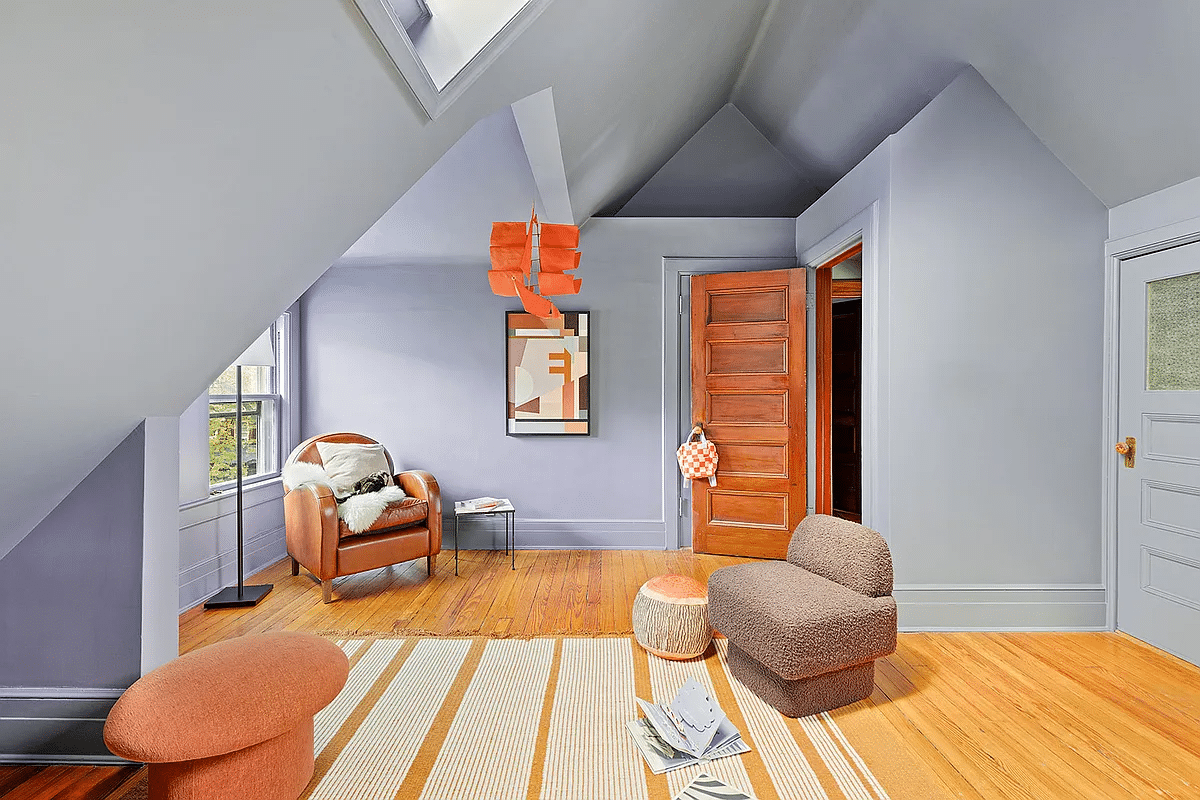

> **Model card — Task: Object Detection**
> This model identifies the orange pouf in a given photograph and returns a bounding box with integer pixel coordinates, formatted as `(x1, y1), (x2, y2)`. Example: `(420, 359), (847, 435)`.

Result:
(632, 574), (712, 660)
(104, 632), (348, 800)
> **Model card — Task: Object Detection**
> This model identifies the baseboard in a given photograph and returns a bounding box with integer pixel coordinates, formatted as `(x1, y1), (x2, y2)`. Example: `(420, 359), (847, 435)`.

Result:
(442, 517), (666, 550)
(178, 526), (289, 612)
(894, 585), (1109, 631)
(0, 689), (133, 763)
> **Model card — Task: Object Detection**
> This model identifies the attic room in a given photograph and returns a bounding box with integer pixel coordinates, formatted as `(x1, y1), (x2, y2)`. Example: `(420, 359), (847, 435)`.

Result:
(2, 1), (1198, 798)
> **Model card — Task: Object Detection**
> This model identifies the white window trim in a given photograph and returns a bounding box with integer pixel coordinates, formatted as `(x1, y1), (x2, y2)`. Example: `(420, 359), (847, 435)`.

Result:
(206, 310), (295, 494)
(351, 0), (554, 120)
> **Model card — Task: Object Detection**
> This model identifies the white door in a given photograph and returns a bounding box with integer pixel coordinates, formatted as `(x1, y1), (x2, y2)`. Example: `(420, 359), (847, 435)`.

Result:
(1116, 242), (1200, 666)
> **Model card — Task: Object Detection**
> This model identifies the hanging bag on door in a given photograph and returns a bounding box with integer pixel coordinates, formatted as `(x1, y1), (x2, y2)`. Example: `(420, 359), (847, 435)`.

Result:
(677, 425), (719, 486)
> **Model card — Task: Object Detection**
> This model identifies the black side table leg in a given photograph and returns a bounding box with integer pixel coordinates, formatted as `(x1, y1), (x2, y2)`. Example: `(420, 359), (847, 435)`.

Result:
(454, 514), (459, 576)
(510, 511), (516, 570)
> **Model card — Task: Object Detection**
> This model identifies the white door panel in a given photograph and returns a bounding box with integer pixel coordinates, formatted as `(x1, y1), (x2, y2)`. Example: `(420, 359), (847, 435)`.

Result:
(1117, 242), (1200, 666)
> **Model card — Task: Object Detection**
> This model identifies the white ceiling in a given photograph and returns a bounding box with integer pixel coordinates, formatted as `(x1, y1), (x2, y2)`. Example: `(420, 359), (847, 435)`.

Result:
(733, 0), (1200, 207)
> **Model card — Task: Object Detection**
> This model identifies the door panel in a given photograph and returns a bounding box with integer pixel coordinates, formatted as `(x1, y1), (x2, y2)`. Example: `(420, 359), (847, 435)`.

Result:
(1117, 242), (1200, 666)
(691, 269), (806, 558)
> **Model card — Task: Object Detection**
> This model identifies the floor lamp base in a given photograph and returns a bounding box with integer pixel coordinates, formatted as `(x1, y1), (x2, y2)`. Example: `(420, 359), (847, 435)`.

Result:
(204, 583), (273, 609)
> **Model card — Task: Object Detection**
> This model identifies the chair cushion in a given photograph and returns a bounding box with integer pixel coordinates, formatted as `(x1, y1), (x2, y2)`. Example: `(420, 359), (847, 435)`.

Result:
(315, 441), (391, 495)
(708, 561), (896, 681)
(339, 497), (428, 539)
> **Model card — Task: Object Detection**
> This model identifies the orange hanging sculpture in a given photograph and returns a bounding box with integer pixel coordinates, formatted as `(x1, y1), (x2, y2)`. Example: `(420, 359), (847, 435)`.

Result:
(488, 207), (581, 318)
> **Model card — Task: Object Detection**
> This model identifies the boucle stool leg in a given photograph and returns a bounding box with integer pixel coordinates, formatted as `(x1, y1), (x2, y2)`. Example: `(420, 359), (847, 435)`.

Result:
(150, 723), (315, 800)
(727, 642), (875, 718)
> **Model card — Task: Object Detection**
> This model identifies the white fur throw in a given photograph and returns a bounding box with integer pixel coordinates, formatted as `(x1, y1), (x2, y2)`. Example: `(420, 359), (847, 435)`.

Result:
(339, 485), (410, 534)
(282, 460), (408, 534)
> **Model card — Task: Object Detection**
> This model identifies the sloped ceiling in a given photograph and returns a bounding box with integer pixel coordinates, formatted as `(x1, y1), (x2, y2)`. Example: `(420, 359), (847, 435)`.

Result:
(618, 103), (820, 217)
(0, 0), (771, 560)
(343, 105), (540, 264)
(734, 0), (1200, 207)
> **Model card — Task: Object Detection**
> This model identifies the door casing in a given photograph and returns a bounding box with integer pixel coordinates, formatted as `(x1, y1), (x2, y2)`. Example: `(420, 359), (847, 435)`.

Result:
(1103, 221), (1200, 630)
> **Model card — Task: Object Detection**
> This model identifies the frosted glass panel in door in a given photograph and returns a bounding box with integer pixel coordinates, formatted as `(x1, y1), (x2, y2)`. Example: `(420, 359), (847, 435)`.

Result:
(1146, 271), (1200, 390)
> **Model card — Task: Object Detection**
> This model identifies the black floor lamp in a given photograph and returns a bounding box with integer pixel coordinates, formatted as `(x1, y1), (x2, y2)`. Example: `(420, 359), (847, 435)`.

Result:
(205, 330), (276, 609)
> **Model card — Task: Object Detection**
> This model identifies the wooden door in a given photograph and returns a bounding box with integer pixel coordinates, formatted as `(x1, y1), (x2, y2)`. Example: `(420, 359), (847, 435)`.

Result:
(1116, 243), (1200, 666)
(690, 269), (806, 558)
(831, 299), (862, 522)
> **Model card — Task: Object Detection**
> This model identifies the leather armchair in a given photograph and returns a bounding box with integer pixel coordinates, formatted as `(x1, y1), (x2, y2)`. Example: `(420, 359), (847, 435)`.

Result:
(283, 433), (442, 603)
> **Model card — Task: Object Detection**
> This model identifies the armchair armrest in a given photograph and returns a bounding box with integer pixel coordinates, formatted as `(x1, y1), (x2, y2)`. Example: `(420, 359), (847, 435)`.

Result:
(397, 471), (441, 555)
(284, 483), (340, 580)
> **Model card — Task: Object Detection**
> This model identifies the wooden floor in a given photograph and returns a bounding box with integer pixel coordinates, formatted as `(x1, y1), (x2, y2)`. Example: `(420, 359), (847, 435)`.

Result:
(5, 550), (1199, 799)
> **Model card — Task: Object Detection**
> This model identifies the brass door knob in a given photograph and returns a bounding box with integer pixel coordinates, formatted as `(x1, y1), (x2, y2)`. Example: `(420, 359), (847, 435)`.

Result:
(1116, 437), (1135, 468)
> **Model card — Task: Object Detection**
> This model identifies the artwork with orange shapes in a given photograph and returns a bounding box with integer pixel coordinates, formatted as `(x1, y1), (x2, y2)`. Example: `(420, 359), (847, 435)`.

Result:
(506, 311), (589, 435)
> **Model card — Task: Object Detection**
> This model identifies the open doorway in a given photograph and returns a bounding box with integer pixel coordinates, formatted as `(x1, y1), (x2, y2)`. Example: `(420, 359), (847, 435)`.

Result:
(815, 242), (863, 519)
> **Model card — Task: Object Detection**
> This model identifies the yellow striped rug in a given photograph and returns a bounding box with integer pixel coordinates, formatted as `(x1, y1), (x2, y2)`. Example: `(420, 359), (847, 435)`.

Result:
(114, 637), (948, 800)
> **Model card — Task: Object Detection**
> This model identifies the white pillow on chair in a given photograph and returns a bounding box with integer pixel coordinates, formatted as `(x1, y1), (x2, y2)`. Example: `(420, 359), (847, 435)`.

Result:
(315, 442), (391, 495)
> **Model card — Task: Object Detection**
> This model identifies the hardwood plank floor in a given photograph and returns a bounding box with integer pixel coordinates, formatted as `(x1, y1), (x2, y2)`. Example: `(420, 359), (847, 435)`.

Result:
(6, 550), (1199, 799)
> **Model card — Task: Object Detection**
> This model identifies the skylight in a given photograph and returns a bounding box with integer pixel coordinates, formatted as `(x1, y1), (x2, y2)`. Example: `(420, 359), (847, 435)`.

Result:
(355, 0), (552, 119)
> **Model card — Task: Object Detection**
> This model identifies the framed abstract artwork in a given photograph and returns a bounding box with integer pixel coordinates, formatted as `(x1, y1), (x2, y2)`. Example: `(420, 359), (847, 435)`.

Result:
(506, 311), (590, 435)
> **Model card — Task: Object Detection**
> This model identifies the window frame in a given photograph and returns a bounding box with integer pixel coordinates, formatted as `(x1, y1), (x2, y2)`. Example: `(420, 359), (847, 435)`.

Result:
(207, 314), (292, 492)
(351, 0), (553, 120)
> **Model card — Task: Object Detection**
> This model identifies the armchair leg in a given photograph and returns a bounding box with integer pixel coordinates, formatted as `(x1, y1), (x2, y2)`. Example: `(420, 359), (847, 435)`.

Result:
(291, 557), (300, 576)
(428, 554), (437, 576)
(322, 579), (333, 604)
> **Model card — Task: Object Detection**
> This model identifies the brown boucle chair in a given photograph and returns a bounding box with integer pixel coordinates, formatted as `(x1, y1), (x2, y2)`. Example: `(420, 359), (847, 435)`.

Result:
(708, 514), (897, 717)
(104, 632), (348, 800)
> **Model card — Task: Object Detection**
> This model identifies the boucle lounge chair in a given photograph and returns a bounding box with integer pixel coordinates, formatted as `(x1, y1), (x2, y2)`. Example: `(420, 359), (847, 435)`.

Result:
(708, 514), (897, 717)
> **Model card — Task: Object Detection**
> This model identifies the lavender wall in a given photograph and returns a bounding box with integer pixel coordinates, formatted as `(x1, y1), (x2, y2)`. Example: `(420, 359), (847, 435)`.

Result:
(301, 217), (797, 548)
(0, 424), (144, 688)
(0, 424), (146, 761)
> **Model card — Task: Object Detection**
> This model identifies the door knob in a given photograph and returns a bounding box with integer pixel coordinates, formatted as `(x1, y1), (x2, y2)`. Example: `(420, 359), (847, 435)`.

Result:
(1115, 437), (1135, 468)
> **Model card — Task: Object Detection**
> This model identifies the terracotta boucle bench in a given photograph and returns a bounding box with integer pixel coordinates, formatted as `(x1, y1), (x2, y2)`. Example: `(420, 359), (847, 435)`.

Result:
(104, 632), (348, 800)
(708, 515), (897, 717)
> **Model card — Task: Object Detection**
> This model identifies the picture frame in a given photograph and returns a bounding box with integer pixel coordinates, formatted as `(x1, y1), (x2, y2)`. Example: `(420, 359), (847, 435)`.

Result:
(505, 311), (590, 435)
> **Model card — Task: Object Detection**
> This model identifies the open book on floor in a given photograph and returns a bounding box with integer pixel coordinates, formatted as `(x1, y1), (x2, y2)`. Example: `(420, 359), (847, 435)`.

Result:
(627, 678), (749, 774)
(673, 772), (755, 800)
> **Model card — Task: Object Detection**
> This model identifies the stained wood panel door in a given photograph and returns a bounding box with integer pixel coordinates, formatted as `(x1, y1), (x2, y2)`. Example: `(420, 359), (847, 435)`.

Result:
(690, 269), (806, 558)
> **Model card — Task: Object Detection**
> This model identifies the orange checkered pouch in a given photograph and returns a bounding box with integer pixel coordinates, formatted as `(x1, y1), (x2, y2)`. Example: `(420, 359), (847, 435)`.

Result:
(677, 425), (718, 486)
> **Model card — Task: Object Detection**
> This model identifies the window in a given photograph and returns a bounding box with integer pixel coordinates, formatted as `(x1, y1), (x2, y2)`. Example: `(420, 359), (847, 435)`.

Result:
(208, 318), (287, 488)
(353, 0), (552, 119)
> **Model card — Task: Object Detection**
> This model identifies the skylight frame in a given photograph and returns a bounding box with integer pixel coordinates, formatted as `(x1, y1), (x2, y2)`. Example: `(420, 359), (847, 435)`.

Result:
(352, 0), (554, 120)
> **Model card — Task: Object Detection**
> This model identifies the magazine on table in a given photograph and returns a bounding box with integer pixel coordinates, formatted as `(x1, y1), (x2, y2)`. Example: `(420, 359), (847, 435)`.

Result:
(626, 678), (748, 774)
(458, 496), (506, 511)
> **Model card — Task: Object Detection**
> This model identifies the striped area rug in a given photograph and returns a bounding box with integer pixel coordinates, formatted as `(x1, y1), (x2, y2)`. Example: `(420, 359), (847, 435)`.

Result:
(115, 637), (948, 800)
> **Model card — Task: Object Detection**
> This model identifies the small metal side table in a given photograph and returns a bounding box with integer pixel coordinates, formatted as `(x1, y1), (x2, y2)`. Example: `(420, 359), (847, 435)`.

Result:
(452, 500), (516, 575)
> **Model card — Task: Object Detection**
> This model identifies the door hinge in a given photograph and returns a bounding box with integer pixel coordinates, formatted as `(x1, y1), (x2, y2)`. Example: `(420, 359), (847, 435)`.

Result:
(805, 293), (816, 310)
(679, 293), (685, 316)
(678, 497), (687, 517)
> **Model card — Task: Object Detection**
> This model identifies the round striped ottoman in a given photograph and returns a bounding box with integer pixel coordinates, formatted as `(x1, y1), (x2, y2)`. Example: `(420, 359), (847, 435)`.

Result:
(632, 574), (712, 660)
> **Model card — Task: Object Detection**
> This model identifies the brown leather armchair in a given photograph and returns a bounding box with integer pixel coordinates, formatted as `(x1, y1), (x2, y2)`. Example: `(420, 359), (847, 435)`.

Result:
(283, 433), (442, 603)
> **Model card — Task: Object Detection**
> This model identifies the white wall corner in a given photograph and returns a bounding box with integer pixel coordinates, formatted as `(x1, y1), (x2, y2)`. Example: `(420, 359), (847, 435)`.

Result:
(142, 416), (180, 675)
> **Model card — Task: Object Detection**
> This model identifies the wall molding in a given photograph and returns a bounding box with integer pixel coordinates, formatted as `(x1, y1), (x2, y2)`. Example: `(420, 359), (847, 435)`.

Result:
(179, 481), (284, 530)
(0, 689), (132, 764)
(443, 517), (666, 551)
(179, 524), (288, 612)
(895, 584), (1108, 631)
